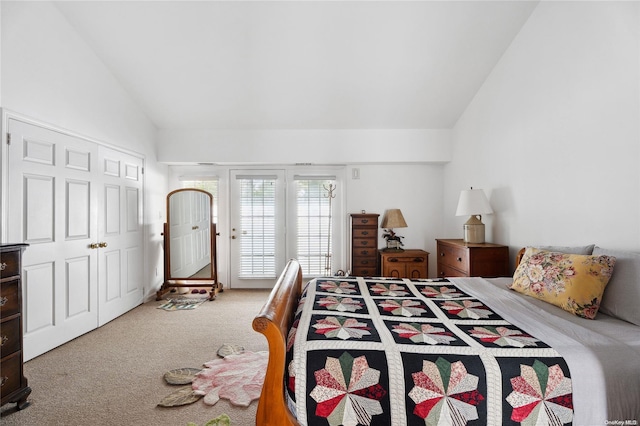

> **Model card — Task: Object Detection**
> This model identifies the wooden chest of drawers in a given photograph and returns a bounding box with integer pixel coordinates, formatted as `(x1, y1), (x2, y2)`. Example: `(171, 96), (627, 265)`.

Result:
(436, 239), (509, 278)
(380, 249), (429, 279)
(1, 243), (31, 410)
(350, 213), (379, 277)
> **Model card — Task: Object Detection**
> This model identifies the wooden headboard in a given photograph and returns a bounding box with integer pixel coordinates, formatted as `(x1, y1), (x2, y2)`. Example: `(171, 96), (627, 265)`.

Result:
(515, 247), (526, 268)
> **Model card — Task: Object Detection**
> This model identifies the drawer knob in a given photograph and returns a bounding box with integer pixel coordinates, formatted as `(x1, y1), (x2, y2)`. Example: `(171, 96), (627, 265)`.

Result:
(361, 219), (369, 224)
(457, 257), (462, 262)
(361, 231), (369, 235)
(1, 335), (7, 346)
(0, 296), (7, 307)
(0, 376), (6, 387)
(0, 262), (6, 271)
(361, 250), (369, 255)
(413, 257), (424, 262)
(440, 253), (444, 257)
(389, 258), (398, 262)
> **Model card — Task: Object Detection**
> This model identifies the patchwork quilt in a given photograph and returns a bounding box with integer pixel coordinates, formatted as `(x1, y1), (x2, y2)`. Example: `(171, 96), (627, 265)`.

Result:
(285, 277), (574, 426)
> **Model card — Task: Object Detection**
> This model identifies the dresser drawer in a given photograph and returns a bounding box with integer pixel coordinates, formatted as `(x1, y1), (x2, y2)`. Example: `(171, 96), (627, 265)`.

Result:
(437, 262), (468, 278)
(353, 256), (376, 268)
(352, 228), (376, 238)
(352, 266), (377, 277)
(0, 280), (20, 319)
(438, 244), (469, 274)
(351, 216), (377, 227)
(353, 247), (377, 258)
(0, 250), (20, 279)
(352, 238), (377, 249)
(0, 352), (22, 398)
(1, 317), (21, 356)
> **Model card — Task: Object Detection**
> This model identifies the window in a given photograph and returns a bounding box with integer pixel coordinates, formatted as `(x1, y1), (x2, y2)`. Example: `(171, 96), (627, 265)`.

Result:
(237, 176), (277, 278)
(294, 176), (336, 276)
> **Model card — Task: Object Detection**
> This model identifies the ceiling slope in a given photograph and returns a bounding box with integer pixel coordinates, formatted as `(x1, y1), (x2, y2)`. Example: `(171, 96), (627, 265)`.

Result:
(54, 1), (538, 130)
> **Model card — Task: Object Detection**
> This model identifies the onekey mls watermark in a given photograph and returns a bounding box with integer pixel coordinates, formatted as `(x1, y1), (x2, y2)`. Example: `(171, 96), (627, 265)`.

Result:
(605, 421), (638, 425)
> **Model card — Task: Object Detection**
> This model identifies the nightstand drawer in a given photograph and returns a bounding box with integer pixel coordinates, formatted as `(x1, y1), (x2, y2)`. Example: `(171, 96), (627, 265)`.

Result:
(0, 280), (20, 319)
(1, 317), (21, 356)
(0, 250), (20, 279)
(438, 244), (469, 274)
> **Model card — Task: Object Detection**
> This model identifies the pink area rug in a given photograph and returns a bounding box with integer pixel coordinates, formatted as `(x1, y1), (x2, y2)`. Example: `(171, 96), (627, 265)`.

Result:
(192, 351), (268, 407)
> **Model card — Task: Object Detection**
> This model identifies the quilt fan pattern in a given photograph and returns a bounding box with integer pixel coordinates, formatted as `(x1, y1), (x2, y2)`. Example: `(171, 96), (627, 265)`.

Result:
(286, 277), (573, 426)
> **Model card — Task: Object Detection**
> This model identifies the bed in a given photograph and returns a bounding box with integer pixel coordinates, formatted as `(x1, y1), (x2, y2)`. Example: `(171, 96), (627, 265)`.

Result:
(253, 246), (640, 425)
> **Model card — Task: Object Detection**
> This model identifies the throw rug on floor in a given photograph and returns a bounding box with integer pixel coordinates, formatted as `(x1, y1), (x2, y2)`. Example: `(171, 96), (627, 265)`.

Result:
(158, 344), (268, 408)
(157, 297), (207, 311)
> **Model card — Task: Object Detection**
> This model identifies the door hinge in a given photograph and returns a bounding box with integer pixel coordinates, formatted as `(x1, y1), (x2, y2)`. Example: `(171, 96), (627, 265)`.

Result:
(141, 167), (144, 175)
(6, 133), (11, 145)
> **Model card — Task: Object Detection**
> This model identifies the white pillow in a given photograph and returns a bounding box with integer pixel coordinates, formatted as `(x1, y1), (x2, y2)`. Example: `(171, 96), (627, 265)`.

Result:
(592, 247), (640, 326)
(538, 244), (595, 255)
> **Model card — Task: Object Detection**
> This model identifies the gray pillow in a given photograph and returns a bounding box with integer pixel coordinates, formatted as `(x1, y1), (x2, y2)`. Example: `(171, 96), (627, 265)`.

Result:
(537, 244), (595, 255)
(592, 247), (640, 326)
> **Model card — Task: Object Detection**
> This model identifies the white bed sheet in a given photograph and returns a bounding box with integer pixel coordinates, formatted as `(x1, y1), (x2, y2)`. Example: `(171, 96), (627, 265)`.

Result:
(450, 277), (640, 425)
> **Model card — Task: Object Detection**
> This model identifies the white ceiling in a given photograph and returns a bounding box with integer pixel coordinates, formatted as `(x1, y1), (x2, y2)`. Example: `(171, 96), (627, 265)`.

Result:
(54, 1), (538, 131)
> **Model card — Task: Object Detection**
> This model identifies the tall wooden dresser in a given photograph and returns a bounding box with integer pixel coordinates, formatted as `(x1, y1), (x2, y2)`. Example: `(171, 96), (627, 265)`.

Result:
(436, 239), (509, 278)
(1, 243), (31, 410)
(350, 213), (379, 277)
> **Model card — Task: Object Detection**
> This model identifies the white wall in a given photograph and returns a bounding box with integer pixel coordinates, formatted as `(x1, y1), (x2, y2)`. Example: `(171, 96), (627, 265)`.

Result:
(169, 163), (444, 279)
(1, 1), (168, 299)
(346, 164), (444, 276)
(446, 1), (640, 265)
(158, 128), (451, 164)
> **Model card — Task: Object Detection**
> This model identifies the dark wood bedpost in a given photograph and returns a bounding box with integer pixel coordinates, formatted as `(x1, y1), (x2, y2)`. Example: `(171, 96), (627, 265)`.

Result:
(252, 260), (303, 426)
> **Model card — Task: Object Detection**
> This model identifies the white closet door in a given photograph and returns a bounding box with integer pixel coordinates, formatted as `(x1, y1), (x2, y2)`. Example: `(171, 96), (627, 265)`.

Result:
(97, 146), (143, 325)
(7, 119), (99, 361)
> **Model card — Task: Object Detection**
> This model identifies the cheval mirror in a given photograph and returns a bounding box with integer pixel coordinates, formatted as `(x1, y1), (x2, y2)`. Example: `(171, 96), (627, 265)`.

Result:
(156, 188), (221, 301)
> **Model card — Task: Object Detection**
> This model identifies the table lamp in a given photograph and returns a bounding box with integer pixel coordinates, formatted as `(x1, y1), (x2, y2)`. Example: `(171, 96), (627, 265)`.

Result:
(455, 188), (493, 244)
(381, 209), (407, 251)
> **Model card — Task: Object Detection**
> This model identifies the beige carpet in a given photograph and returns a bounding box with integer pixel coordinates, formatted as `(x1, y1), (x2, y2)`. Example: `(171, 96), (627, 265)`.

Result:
(0, 289), (271, 426)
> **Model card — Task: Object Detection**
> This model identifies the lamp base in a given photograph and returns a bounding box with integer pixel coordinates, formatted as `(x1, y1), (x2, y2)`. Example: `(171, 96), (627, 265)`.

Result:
(463, 215), (485, 244)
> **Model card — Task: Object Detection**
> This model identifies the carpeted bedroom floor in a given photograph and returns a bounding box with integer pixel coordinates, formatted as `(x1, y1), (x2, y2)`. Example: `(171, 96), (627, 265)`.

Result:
(0, 288), (271, 426)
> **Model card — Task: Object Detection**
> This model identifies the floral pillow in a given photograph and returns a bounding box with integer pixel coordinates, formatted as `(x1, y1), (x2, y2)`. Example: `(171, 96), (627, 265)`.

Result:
(510, 247), (616, 319)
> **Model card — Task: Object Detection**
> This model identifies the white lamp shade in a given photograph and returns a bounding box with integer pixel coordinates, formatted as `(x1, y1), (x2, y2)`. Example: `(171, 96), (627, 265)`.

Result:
(455, 189), (493, 216)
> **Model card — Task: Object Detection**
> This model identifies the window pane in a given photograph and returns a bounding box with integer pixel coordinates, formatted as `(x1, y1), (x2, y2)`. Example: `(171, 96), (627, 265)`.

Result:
(238, 178), (277, 278)
(296, 179), (335, 276)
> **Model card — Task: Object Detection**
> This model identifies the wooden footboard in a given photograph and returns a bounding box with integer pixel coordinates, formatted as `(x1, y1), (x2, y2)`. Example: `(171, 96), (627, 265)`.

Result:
(252, 260), (303, 426)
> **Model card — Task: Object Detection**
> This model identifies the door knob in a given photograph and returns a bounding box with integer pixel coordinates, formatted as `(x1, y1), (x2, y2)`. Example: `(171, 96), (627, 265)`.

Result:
(231, 236), (236, 239)
(90, 243), (99, 249)
(98, 242), (108, 248)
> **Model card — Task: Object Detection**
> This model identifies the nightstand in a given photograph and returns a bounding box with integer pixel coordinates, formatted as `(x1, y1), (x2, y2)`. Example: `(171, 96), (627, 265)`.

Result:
(380, 249), (429, 279)
(436, 239), (509, 278)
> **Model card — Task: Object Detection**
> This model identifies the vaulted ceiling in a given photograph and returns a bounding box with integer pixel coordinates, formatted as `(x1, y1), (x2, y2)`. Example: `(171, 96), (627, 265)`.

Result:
(54, 1), (538, 131)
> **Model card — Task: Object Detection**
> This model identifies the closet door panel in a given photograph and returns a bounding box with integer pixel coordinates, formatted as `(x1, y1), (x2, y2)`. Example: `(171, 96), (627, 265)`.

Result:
(7, 118), (99, 361)
(97, 146), (143, 325)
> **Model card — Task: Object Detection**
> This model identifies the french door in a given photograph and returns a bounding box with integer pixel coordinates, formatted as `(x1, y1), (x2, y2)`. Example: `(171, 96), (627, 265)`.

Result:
(229, 170), (285, 288)
(5, 116), (143, 360)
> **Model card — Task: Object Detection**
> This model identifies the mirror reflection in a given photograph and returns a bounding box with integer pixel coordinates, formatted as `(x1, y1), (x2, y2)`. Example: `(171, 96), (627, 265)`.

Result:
(169, 189), (212, 279)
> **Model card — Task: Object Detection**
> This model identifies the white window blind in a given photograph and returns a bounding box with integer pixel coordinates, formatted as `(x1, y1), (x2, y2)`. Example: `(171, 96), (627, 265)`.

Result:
(295, 176), (336, 276)
(237, 176), (277, 278)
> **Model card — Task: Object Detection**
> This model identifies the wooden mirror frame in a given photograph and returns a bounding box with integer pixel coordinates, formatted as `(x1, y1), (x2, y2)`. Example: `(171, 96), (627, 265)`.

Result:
(156, 188), (221, 301)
